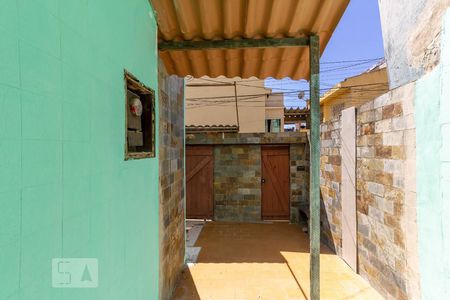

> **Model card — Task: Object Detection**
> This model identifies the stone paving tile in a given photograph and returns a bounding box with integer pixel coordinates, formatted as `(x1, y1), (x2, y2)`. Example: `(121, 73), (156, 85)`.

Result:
(173, 222), (383, 300)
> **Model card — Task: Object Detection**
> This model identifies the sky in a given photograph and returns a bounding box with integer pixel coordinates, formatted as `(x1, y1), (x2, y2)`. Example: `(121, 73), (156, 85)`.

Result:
(266, 0), (386, 108)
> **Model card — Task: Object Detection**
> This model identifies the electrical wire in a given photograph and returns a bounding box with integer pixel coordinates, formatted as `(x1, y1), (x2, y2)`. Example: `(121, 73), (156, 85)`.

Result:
(186, 94), (385, 109)
(186, 92), (387, 106)
(185, 82), (388, 101)
(185, 57), (387, 110)
(188, 78), (387, 93)
(189, 68), (386, 92)
(185, 57), (384, 83)
(319, 57), (383, 64)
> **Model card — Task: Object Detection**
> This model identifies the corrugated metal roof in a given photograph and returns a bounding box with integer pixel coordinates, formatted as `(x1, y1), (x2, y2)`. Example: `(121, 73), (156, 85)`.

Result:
(284, 107), (309, 123)
(285, 107), (309, 114)
(151, 0), (350, 80)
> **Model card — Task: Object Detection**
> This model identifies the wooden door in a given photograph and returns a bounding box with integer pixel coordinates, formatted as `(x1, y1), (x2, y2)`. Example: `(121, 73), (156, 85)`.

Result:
(261, 146), (290, 220)
(186, 146), (214, 219)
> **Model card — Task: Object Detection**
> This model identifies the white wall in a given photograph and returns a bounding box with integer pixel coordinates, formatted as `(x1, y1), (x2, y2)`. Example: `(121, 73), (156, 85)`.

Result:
(185, 76), (269, 133)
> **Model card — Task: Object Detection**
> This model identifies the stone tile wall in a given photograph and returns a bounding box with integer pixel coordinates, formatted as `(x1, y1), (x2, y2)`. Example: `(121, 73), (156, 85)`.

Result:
(187, 132), (309, 223)
(356, 84), (418, 300)
(214, 145), (262, 221)
(158, 63), (185, 300)
(290, 143), (310, 224)
(319, 83), (419, 300)
(186, 131), (308, 145)
(319, 119), (343, 254)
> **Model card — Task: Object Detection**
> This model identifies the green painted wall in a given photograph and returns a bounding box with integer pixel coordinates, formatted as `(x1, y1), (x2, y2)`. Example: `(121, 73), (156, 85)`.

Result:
(0, 0), (160, 299)
(416, 8), (450, 300)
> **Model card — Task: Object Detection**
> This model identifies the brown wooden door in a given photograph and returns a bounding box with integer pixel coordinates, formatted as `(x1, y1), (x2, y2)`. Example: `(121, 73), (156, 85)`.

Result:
(186, 146), (214, 219)
(261, 145), (290, 220)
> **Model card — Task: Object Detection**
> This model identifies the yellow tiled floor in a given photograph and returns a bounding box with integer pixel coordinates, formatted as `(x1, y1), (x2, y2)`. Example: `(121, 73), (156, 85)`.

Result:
(174, 222), (383, 300)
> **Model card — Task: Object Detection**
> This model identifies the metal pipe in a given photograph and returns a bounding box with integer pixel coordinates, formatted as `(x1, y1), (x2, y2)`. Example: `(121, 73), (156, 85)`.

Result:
(234, 81), (240, 130)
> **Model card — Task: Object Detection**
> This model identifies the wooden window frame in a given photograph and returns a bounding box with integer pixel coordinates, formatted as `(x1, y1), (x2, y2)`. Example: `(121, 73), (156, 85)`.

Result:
(124, 70), (156, 160)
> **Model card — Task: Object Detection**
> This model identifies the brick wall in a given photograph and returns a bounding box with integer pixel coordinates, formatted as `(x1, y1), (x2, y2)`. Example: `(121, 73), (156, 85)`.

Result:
(319, 83), (419, 299)
(158, 64), (185, 300)
(187, 132), (309, 223)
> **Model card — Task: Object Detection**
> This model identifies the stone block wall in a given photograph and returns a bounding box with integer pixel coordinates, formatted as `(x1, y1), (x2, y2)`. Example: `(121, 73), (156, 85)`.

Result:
(319, 83), (419, 300)
(214, 145), (262, 221)
(158, 63), (185, 300)
(187, 132), (309, 223)
(186, 131), (308, 145)
(290, 143), (310, 224)
(319, 119), (343, 254)
(356, 87), (416, 300)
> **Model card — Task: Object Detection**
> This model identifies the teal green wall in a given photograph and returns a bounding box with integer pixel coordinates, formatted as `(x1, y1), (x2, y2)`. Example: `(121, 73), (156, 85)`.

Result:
(0, 0), (160, 299)
(416, 8), (450, 300)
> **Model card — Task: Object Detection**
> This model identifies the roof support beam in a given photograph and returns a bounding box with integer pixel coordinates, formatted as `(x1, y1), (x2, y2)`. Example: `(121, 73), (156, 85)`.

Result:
(309, 34), (321, 300)
(158, 37), (310, 51)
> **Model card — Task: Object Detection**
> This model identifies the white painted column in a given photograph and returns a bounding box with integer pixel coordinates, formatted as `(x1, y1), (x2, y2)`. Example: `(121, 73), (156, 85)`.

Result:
(341, 107), (357, 271)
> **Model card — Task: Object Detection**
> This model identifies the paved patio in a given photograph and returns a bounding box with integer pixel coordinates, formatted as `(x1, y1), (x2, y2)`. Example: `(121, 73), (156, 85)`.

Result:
(174, 222), (383, 300)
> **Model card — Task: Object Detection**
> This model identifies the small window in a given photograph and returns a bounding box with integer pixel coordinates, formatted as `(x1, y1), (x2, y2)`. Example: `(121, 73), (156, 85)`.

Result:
(124, 70), (155, 160)
(266, 119), (281, 133)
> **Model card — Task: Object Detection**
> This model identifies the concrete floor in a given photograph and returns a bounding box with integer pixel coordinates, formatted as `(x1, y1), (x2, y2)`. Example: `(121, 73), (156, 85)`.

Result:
(185, 220), (204, 263)
(174, 222), (383, 300)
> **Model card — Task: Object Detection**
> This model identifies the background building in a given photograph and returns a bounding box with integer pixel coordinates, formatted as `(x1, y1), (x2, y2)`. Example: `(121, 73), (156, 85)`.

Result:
(284, 107), (309, 131)
(265, 93), (285, 132)
(186, 77), (284, 133)
(320, 61), (388, 122)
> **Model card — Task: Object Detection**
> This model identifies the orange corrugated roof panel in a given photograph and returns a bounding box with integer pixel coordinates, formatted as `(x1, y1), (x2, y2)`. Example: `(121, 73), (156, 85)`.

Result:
(150, 0), (349, 80)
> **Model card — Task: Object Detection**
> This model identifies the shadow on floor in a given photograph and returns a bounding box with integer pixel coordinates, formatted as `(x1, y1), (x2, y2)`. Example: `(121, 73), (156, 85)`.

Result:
(173, 222), (383, 300)
(194, 221), (332, 263)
